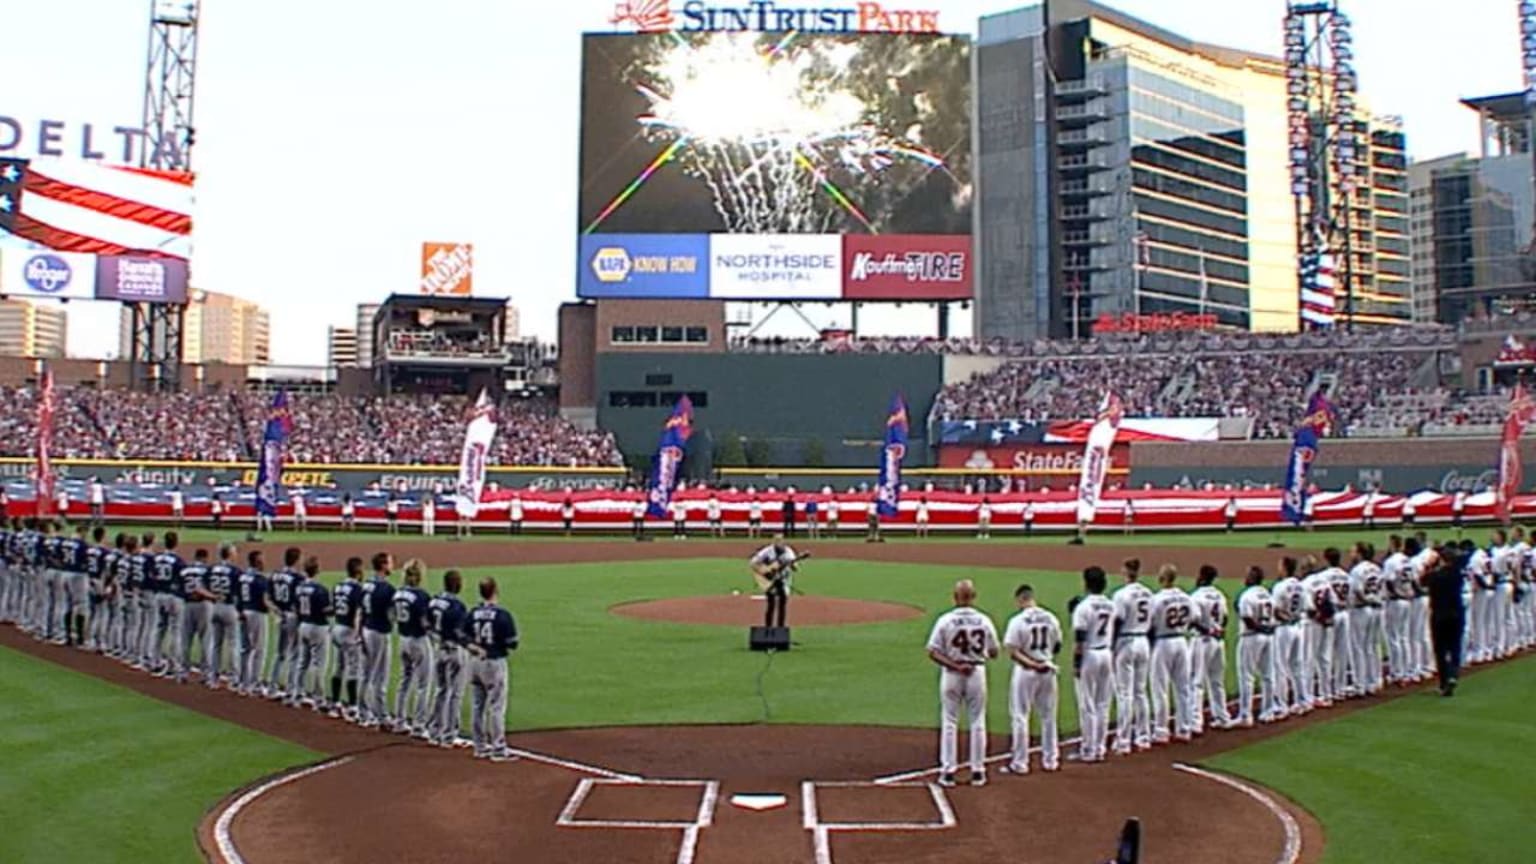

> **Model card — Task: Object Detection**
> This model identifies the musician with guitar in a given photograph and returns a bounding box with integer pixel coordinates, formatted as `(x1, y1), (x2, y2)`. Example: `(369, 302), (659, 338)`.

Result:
(749, 537), (806, 629)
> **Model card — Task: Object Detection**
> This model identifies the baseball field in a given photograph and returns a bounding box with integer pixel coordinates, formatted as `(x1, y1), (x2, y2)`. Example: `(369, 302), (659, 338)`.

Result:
(1, 527), (1531, 864)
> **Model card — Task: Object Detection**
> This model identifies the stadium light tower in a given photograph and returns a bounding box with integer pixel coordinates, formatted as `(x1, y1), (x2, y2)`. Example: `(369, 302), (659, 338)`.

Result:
(129, 0), (198, 392)
(1284, 1), (1360, 331)
(1520, 1), (1536, 249)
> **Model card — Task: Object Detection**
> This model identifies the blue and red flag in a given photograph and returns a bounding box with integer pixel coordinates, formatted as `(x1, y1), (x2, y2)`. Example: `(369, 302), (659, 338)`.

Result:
(646, 395), (693, 518)
(875, 394), (909, 518)
(1280, 391), (1335, 525)
(254, 390), (293, 518)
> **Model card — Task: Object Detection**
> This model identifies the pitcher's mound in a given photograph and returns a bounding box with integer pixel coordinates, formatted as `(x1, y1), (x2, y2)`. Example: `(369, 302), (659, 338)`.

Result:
(611, 594), (923, 627)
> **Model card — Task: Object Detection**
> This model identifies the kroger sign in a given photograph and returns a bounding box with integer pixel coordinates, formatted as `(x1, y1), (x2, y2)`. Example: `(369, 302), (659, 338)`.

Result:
(0, 248), (97, 300)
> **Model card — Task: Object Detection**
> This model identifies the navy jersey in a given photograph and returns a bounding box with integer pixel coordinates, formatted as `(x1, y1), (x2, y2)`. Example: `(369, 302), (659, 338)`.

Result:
(116, 553), (136, 594)
(62, 537), (87, 572)
(154, 552), (186, 597)
(428, 593), (469, 645)
(85, 544), (106, 579)
(269, 568), (298, 612)
(295, 580), (331, 625)
(361, 577), (396, 634)
(181, 563), (209, 600)
(236, 568), (269, 613)
(131, 551), (155, 591)
(207, 562), (238, 605)
(100, 550), (119, 587)
(332, 579), (364, 628)
(392, 586), (431, 638)
(470, 603), (518, 659)
(44, 536), (64, 569)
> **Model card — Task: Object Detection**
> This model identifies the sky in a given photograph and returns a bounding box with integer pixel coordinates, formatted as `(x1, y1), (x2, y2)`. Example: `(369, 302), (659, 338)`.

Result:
(0, 0), (1524, 365)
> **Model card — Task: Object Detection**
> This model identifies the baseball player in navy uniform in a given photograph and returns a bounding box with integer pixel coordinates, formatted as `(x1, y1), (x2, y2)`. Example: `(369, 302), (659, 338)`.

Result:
(392, 559), (434, 735)
(428, 569), (471, 748)
(329, 557), (366, 720)
(293, 556), (332, 710)
(42, 522), (65, 644)
(236, 550), (271, 696)
(131, 533), (158, 670)
(468, 577), (519, 761)
(88, 529), (115, 653)
(359, 552), (396, 729)
(267, 547), (302, 700)
(111, 535), (137, 660)
(0, 520), (13, 625)
(178, 549), (216, 683)
(205, 544), (241, 689)
(61, 525), (90, 647)
(152, 532), (186, 677)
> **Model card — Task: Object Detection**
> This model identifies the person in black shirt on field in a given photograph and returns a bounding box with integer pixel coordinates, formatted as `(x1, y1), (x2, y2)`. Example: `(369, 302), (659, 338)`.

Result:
(1423, 543), (1468, 697)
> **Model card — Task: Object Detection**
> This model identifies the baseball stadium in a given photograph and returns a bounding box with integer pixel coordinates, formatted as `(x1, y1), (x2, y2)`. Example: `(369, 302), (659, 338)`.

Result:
(4, 2), (1536, 864)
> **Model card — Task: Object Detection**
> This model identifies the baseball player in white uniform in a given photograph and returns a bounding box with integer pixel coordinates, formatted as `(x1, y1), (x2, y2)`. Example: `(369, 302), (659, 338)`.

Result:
(1300, 559), (1337, 707)
(1147, 565), (1195, 743)
(976, 499), (993, 540)
(915, 498), (931, 538)
(1319, 548), (1357, 699)
(706, 495), (723, 538)
(1349, 542), (1387, 694)
(1491, 534), (1520, 659)
(1189, 565), (1232, 732)
(1270, 557), (1308, 716)
(1072, 567), (1117, 763)
(1109, 558), (1153, 754)
(1382, 536), (1415, 685)
(825, 496), (840, 537)
(1516, 529), (1535, 650)
(1408, 537), (1435, 680)
(1234, 566), (1279, 726)
(1466, 536), (1497, 664)
(925, 579), (999, 787)
(1002, 584), (1062, 775)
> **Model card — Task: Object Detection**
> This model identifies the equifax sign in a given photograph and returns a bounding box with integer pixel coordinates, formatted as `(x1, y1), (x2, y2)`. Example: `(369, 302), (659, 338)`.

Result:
(610, 0), (943, 33)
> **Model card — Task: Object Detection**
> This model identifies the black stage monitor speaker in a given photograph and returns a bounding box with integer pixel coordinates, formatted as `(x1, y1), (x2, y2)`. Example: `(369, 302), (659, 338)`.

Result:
(749, 626), (790, 652)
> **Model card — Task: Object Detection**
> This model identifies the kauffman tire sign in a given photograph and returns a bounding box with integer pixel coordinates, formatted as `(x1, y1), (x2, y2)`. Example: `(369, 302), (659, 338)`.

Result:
(842, 234), (970, 300)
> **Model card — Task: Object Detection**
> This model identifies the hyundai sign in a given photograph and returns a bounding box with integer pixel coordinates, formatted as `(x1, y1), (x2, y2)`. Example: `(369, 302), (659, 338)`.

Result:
(0, 248), (97, 300)
(577, 234), (710, 298)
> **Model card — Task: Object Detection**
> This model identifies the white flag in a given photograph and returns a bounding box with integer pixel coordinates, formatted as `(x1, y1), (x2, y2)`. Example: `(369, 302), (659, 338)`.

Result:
(455, 390), (497, 519)
(1075, 392), (1124, 525)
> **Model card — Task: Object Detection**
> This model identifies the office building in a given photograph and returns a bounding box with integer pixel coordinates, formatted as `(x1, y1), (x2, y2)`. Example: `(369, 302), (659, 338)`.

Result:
(975, 0), (1409, 340)
(328, 326), (358, 367)
(119, 290), (270, 366)
(1407, 93), (1536, 324)
(0, 299), (67, 358)
(355, 303), (380, 368)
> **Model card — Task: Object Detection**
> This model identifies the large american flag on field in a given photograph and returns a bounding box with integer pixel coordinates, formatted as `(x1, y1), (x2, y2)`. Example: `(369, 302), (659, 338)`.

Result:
(0, 157), (192, 261)
(1300, 249), (1337, 328)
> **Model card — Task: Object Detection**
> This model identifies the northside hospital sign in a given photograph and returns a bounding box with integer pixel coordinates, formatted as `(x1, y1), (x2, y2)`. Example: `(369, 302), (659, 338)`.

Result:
(611, 0), (944, 33)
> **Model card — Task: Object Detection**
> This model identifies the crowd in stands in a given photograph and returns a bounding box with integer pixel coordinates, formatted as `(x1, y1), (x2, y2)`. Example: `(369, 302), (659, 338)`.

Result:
(0, 389), (623, 467)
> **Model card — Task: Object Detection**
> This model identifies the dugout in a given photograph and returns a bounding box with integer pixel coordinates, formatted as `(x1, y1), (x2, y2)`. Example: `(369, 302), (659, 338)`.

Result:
(371, 294), (511, 395)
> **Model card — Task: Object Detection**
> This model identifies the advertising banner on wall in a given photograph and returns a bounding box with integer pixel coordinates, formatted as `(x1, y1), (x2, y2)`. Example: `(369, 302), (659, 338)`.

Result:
(94, 255), (189, 303)
(0, 248), (97, 300)
(577, 233), (710, 298)
(420, 242), (474, 295)
(842, 234), (971, 299)
(708, 234), (841, 299)
(938, 443), (1131, 475)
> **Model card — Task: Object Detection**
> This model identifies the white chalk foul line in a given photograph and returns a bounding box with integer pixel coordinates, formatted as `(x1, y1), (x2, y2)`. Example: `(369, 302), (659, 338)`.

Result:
(212, 755), (355, 864)
(1172, 763), (1303, 864)
(506, 745), (642, 781)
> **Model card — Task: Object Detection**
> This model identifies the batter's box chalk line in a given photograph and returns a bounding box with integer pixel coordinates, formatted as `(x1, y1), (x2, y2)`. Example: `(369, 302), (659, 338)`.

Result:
(557, 777), (721, 864)
(802, 781), (957, 864)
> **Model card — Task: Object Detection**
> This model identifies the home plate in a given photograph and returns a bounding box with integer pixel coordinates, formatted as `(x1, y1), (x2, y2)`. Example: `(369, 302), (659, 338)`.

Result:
(730, 793), (788, 811)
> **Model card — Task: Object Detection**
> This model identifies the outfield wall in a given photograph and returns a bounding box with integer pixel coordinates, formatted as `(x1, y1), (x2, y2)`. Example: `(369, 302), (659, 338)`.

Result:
(1128, 437), (1535, 494)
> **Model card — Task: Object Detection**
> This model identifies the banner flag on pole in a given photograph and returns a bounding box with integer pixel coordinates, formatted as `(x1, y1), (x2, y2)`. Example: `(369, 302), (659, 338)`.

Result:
(1075, 392), (1123, 525)
(34, 368), (55, 518)
(1497, 381), (1535, 521)
(254, 390), (293, 518)
(1280, 391), (1335, 525)
(455, 389), (498, 519)
(876, 394), (909, 518)
(646, 396), (693, 518)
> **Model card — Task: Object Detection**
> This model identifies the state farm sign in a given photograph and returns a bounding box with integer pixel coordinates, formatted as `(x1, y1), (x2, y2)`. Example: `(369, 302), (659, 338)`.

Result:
(938, 443), (1130, 475)
(841, 234), (971, 300)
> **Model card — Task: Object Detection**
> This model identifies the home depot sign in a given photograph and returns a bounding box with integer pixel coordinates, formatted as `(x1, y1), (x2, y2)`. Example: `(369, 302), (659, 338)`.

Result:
(420, 242), (474, 296)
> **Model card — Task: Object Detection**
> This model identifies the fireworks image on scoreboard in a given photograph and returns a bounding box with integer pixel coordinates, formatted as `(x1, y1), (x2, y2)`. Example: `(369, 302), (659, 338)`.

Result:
(579, 31), (971, 235)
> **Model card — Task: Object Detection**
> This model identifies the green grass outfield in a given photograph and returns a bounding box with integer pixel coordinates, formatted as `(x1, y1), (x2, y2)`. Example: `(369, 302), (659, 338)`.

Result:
(4, 547), (1531, 862)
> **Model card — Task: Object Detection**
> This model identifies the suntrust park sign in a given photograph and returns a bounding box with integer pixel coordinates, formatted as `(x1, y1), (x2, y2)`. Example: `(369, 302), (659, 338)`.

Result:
(610, 0), (943, 33)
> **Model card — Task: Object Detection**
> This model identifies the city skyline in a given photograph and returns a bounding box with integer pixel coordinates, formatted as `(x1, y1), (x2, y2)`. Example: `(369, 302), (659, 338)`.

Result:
(0, 0), (1526, 364)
